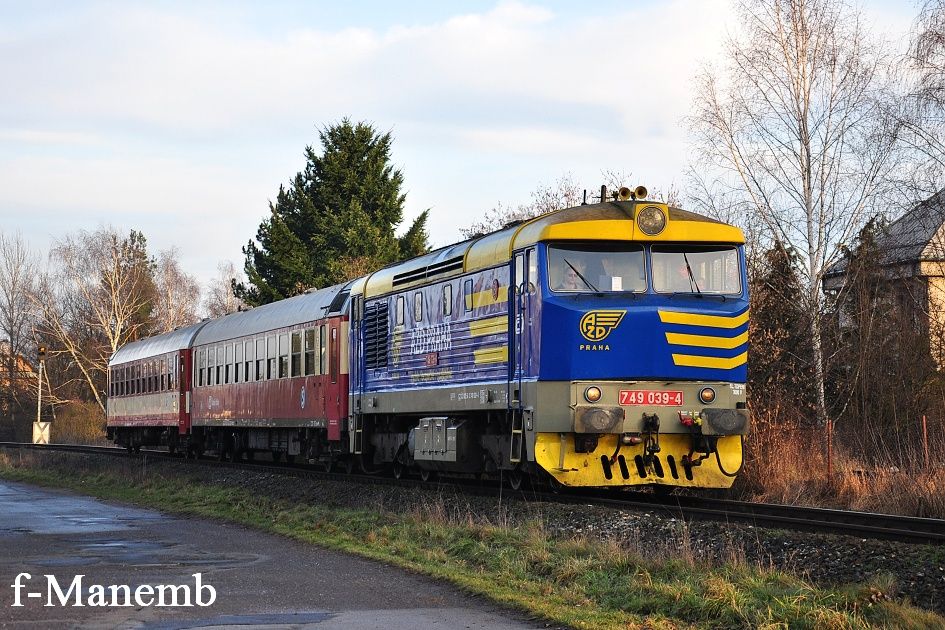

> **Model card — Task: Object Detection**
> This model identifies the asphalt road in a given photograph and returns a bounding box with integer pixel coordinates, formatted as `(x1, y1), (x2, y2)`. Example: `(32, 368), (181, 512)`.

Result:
(0, 480), (543, 629)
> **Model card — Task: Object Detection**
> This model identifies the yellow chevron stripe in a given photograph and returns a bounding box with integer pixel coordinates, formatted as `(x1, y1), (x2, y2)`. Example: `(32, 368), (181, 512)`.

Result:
(464, 286), (509, 310)
(469, 315), (508, 337)
(665, 331), (748, 349)
(659, 309), (749, 329)
(474, 346), (509, 365)
(671, 351), (747, 370)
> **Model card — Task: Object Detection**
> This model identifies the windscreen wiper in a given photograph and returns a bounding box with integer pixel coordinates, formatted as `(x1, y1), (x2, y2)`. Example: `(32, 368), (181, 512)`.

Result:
(683, 253), (701, 294)
(564, 258), (599, 292)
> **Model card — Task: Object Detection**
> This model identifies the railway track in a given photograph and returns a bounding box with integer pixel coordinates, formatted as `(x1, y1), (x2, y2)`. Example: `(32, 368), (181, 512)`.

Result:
(2, 442), (943, 546)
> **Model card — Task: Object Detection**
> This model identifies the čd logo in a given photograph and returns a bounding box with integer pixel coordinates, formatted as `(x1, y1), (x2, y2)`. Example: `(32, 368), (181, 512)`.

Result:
(579, 310), (626, 342)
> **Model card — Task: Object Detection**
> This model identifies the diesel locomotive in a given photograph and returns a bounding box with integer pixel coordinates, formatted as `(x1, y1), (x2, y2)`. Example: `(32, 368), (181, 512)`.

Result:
(107, 187), (749, 489)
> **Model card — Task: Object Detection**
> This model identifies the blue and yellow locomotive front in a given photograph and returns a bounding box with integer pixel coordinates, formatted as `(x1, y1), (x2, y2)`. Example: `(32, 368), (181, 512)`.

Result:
(517, 200), (749, 488)
(348, 194), (748, 489)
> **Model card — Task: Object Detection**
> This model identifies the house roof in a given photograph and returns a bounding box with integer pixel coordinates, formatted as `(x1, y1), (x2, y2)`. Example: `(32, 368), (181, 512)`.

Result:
(826, 189), (945, 277)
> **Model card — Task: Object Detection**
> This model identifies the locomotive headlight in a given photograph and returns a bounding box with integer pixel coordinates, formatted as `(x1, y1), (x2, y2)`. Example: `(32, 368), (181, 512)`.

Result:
(584, 386), (602, 403)
(699, 387), (716, 404)
(637, 205), (666, 235)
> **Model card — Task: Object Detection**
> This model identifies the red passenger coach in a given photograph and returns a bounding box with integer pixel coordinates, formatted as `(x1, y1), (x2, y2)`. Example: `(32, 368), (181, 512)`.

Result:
(187, 284), (351, 462)
(107, 322), (206, 452)
(107, 283), (352, 462)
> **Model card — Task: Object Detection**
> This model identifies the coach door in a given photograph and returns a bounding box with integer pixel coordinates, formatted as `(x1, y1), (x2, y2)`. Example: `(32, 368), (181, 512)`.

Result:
(509, 247), (537, 463)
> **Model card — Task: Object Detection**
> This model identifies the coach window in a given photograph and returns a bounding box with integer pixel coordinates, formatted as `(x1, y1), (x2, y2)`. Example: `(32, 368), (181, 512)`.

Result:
(279, 333), (289, 378)
(215, 346), (223, 385)
(304, 329), (315, 376)
(160, 359), (166, 391)
(256, 338), (265, 381)
(224, 344), (232, 384)
(244, 341), (253, 382)
(442, 284), (452, 317)
(414, 292), (423, 322)
(463, 279), (473, 313)
(291, 331), (302, 377)
(208, 346), (217, 387)
(266, 335), (276, 380)
(233, 344), (240, 383)
(199, 349), (207, 387)
(319, 324), (327, 375)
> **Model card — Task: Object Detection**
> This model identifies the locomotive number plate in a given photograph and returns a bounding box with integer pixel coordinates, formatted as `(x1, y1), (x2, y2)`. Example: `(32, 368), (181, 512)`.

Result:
(619, 390), (683, 406)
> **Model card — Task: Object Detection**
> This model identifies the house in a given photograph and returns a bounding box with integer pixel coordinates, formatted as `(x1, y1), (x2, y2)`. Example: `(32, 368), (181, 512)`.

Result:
(823, 189), (945, 364)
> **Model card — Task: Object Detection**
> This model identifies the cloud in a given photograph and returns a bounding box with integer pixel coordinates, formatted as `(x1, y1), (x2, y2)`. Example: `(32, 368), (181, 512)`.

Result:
(0, 0), (913, 267)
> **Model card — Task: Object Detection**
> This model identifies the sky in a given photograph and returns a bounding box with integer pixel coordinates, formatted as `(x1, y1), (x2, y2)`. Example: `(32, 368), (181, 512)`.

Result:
(0, 0), (917, 287)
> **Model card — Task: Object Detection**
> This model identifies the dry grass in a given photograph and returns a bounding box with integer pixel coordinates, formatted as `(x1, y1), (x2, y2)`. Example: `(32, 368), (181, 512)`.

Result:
(736, 424), (945, 518)
(47, 401), (108, 445)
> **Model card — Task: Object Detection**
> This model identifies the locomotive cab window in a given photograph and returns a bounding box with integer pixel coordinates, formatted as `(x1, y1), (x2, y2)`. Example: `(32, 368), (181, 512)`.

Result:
(548, 244), (646, 293)
(651, 245), (741, 295)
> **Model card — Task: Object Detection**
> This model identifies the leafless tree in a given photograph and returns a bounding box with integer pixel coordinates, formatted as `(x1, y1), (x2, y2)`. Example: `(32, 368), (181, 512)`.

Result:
(0, 231), (37, 427)
(690, 0), (899, 426)
(204, 260), (246, 318)
(152, 248), (200, 333)
(33, 228), (155, 415)
(460, 172), (682, 239)
(898, 1), (945, 197)
(460, 174), (583, 238)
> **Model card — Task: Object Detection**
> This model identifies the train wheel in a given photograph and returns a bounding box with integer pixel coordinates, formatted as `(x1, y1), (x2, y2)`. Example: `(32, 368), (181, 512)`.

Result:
(392, 461), (405, 479)
(168, 443), (177, 456)
(419, 468), (436, 483)
(506, 469), (525, 491)
(342, 458), (354, 474)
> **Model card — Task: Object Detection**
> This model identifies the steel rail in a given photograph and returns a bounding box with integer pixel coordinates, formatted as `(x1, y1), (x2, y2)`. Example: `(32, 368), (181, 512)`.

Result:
(2, 442), (942, 545)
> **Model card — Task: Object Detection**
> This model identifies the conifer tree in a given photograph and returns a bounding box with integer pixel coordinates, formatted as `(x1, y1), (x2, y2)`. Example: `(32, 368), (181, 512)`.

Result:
(236, 120), (430, 305)
(748, 240), (817, 425)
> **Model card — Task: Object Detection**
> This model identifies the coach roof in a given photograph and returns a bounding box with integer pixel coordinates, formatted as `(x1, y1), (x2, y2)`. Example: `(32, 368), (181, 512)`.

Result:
(192, 282), (349, 347)
(110, 321), (208, 366)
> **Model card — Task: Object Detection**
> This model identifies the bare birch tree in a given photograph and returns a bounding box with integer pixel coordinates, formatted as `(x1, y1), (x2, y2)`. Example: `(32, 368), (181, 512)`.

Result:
(899, 0), (945, 196)
(690, 0), (898, 426)
(34, 228), (155, 414)
(152, 248), (200, 333)
(0, 231), (37, 427)
(204, 260), (246, 318)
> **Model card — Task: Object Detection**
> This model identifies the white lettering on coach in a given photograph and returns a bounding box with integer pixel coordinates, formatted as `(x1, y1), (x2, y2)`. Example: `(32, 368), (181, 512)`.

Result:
(409, 323), (452, 355)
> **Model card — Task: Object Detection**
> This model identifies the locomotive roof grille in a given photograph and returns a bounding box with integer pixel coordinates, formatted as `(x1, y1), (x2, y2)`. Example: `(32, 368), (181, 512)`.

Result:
(391, 255), (465, 287)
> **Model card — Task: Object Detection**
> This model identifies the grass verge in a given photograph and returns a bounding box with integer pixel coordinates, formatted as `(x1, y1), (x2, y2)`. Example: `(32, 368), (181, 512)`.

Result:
(1, 450), (941, 630)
